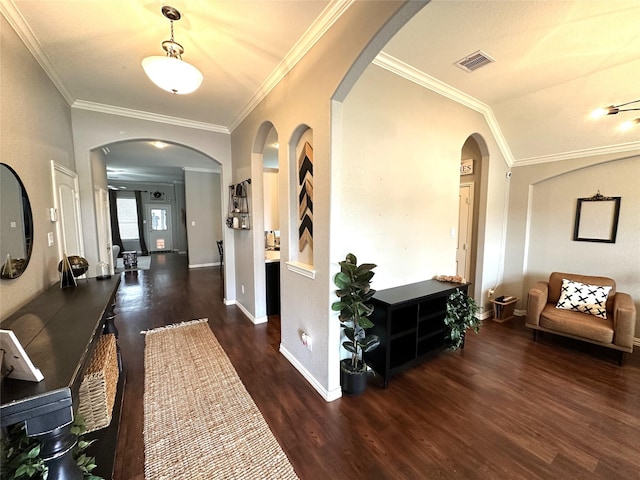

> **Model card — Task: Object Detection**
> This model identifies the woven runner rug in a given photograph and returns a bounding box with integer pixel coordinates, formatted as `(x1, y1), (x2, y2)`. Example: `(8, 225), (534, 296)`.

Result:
(143, 319), (298, 479)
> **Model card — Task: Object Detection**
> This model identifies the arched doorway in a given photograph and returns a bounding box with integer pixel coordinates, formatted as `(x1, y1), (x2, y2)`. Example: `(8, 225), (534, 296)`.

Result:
(94, 139), (223, 275)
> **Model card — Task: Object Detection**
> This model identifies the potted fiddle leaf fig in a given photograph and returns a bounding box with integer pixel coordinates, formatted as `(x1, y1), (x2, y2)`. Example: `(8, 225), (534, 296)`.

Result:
(332, 253), (380, 395)
(444, 289), (480, 350)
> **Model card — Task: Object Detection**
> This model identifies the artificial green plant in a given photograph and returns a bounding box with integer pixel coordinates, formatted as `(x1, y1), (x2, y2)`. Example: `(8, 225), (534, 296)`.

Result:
(0, 415), (103, 480)
(444, 289), (480, 350)
(332, 253), (380, 372)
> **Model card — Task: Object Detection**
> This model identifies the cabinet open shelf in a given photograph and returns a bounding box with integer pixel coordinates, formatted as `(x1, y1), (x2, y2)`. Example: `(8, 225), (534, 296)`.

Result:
(365, 279), (470, 387)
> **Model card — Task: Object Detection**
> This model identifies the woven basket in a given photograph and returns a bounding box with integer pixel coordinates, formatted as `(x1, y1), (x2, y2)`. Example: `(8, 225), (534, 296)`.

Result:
(78, 333), (119, 433)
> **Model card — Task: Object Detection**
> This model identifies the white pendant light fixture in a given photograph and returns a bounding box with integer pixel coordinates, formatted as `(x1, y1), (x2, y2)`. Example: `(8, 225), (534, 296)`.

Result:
(142, 6), (203, 95)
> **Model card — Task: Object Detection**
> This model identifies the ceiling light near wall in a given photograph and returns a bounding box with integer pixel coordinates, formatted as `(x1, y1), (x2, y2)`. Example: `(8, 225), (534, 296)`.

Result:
(590, 99), (639, 130)
(142, 6), (203, 95)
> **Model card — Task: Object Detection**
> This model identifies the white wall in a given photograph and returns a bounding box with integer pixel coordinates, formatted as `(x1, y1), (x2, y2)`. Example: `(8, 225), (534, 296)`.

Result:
(0, 17), (76, 318)
(185, 170), (222, 267)
(506, 153), (640, 337)
(338, 65), (509, 306)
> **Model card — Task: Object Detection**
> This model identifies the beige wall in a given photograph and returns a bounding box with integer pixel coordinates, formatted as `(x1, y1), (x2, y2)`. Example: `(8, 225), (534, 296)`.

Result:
(0, 17), (76, 318)
(338, 64), (510, 308)
(69, 109), (234, 297)
(505, 153), (640, 337)
(185, 171), (222, 267)
(231, 2), (426, 400)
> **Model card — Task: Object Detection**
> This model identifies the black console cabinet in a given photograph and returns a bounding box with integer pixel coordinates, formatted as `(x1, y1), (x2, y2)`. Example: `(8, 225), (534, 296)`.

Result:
(1, 276), (122, 479)
(364, 279), (469, 387)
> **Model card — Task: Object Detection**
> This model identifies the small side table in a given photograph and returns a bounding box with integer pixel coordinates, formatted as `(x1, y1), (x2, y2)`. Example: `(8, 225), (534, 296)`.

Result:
(122, 251), (138, 270)
(492, 296), (518, 322)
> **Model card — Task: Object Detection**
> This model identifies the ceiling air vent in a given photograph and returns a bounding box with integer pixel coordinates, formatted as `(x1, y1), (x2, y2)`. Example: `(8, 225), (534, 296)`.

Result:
(454, 50), (495, 72)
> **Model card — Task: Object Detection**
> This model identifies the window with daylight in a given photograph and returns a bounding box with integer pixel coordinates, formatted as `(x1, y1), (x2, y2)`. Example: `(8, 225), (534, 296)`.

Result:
(116, 197), (139, 240)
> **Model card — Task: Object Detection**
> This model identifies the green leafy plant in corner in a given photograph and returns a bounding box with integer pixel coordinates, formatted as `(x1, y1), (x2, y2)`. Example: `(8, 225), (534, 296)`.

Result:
(0, 415), (103, 480)
(0, 423), (45, 479)
(331, 253), (380, 372)
(444, 289), (480, 350)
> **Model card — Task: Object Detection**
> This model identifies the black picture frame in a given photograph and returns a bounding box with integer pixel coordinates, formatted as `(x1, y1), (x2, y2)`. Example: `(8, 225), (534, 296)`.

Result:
(573, 193), (621, 243)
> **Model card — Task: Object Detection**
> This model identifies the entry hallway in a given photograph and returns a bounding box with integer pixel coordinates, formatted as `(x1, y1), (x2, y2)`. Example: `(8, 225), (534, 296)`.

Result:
(113, 253), (640, 479)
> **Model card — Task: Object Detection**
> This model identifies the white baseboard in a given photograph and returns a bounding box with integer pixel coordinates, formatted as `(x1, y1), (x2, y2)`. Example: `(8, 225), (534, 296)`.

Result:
(280, 345), (342, 402)
(234, 301), (267, 325)
(188, 262), (216, 269)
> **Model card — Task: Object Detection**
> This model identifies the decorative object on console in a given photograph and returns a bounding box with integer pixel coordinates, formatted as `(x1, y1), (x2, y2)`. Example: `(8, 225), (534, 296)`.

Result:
(298, 142), (313, 252)
(573, 191), (621, 243)
(0, 329), (44, 382)
(434, 274), (466, 284)
(96, 261), (111, 280)
(58, 255), (89, 278)
(444, 289), (480, 350)
(555, 279), (611, 319)
(331, 253), (380, 395)
(58, 253), (77, 288)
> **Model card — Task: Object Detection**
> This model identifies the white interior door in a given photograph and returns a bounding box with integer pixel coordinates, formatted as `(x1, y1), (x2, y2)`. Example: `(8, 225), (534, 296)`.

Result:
(147, 204), (173, 252)
(52, 162), (84, 260)
(95, 188), (114, 272)
(456, 183), (474, 280)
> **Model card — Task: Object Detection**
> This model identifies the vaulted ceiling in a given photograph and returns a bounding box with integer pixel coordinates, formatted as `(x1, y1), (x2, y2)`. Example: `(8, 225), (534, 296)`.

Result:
(3, 0), (639, 182)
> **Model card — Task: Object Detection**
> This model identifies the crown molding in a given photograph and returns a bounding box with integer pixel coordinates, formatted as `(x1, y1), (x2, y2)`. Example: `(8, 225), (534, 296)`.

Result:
(182, 167), (220, 174)
(513, 141), (640, 167)
(373, 51), (515, 166)
(1, 0), (75, 105)
(228, 0), (354, 132)
(373, 52), (640, 168)
(72, 100), (229, 134)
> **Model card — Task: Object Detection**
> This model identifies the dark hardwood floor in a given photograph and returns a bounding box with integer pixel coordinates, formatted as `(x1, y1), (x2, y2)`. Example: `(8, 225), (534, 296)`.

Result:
(113, 253), (640, 480)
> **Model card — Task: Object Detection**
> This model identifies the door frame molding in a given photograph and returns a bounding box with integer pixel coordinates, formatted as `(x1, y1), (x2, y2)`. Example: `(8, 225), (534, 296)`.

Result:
(51, 161), (85, 261)
(458, 181), (475, 281)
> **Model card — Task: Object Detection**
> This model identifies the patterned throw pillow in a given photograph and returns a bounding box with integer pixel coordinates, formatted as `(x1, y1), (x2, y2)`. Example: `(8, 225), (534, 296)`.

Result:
(555, 279), (612, 319)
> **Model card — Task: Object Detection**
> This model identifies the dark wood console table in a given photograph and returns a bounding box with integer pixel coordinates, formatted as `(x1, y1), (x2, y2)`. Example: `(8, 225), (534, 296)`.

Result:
(1, 276), (121, 479)
(364, 279), (469, 387)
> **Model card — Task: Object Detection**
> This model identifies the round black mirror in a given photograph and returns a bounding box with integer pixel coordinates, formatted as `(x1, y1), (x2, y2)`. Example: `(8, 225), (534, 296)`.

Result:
(0, 163), (34, 279)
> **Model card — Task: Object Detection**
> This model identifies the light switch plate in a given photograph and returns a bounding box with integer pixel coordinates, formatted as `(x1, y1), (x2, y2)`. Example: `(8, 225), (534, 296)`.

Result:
(47, 232), (54, 247)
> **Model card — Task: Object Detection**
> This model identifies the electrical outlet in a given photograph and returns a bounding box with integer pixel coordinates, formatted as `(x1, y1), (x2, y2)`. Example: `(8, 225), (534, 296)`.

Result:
(301, 332), (312, 351)
(488, 288), (495, 299)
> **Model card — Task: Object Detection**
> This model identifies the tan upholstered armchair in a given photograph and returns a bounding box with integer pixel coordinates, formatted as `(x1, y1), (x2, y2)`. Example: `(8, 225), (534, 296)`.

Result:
(527, 272), (636, 365)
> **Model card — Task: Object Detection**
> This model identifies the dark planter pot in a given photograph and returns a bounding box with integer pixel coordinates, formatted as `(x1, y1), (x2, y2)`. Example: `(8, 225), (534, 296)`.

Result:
(340, 359), (368, 396)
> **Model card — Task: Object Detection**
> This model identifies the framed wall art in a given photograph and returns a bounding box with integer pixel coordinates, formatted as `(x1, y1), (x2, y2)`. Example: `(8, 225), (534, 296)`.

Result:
(573, 191), (621, 243)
